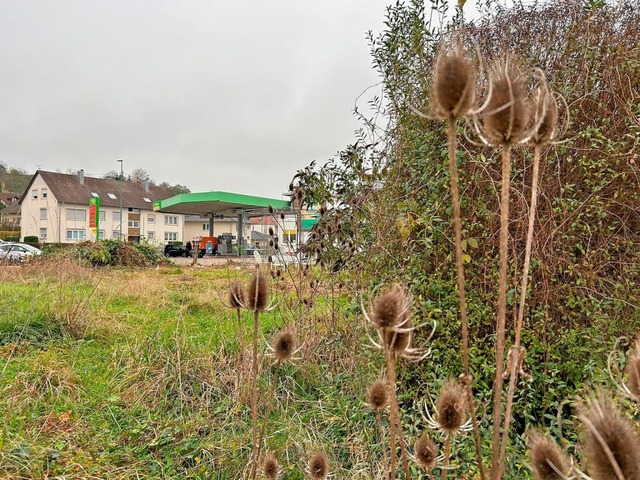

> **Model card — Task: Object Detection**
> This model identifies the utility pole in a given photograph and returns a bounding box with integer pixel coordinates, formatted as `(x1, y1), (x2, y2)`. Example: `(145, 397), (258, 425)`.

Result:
(117, 159), (124, 240)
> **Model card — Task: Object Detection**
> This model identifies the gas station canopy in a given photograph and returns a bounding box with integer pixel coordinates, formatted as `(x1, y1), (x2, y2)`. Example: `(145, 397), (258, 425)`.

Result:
(153, 191), (291, 216)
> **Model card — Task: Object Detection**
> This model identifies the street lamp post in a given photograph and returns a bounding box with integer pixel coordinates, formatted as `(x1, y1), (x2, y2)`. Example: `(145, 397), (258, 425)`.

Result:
(117, 159), (124, 240)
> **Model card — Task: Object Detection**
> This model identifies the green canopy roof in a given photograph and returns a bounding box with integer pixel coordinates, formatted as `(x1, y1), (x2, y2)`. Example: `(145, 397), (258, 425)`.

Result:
(154, 191), (291, 216)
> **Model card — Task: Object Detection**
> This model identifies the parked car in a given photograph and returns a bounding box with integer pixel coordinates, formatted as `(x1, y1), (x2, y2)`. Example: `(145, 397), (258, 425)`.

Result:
(0, 243), (42, 263)
(163, 244), (189, 257)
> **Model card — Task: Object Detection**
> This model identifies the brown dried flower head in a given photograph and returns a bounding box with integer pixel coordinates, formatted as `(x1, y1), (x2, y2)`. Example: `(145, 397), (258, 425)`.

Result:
(308, 451), (329, 479)
(263, 452), (279, 479)
(228, 281), (244, 309)
(482, 59), (531, 145)
(625, 335), (640, 399)
(366, 379), (388, 411)
(415, 433), (438, 469)
(383, 315), (413, 353)
(371, 283), (408, 329)
(268, 205), (274, 214)
(433, 46), (476, 120)
(528, 430), (570, 480)
(246, 268), (269, 311)
(579, 395), (640, 480)
(436, 380), (467, 435)
(531, 87), (559, 145)
(272, 330), (296, 363)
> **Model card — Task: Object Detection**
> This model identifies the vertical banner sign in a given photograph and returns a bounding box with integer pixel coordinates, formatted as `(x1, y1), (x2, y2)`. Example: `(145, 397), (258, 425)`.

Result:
(89, 197), (100, 239)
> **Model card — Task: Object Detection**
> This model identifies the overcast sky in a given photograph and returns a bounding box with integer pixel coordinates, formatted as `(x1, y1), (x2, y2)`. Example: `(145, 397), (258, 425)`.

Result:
(0, 0), (406, 199)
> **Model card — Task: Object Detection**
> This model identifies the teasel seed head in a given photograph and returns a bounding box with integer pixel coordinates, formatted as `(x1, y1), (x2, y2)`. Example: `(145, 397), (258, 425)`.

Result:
(365, 379), (388, 411)
(272, 330), (296, 363)
(433, 46), (475, 120)
(268, 205), (274, 214)
(415, 433), (438, 469)
(436, 380), (467, 435)
(531, 87), (559, 146)
(268, 227), (274, 236)
(263, 452), (279, 479)
(308, 451), (329, 479)
(483, 59), (531, 145)
(383, 315), (413, 353)
(371, 283), (408, 329)
(528, 430), (570, 480)
(246, 268), (269, 311)
(579, 395), (640, 480)
(625, 335), (640, 399)
(280, 212), (285, 220)
(228, 281), (244, 309)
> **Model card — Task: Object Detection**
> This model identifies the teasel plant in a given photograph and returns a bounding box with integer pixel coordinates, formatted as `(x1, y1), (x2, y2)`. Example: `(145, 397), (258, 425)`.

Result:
(362, 283), (435, 479)
(498, 72), (569, 478)
(223, 266), (279, 480)
(607, 334), (640, 402)
(253, 329), (302, 471)
(469, 54), (550, 480)
(527, 430), (571, 480)
(577, 394), (640, 480)
(422, 379), (473, 479)
(365, 378), (391, 472)
(427, 39), (488, 480)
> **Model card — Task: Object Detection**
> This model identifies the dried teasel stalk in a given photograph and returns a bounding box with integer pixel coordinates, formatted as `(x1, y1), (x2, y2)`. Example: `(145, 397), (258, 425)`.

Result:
(528, 431), (570, 480)
(625, 335), (640, 400)
(579, 395), (640, 480)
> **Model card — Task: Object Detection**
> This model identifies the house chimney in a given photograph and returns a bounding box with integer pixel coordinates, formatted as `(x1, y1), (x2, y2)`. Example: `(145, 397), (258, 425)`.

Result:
(143, 178), (150, 192)
(78, 169), (85, 185)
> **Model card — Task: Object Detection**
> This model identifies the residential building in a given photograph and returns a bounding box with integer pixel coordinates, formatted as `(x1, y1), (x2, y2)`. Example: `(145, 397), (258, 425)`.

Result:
(0, 192), (22, 227)
(20, 170), (183, 244)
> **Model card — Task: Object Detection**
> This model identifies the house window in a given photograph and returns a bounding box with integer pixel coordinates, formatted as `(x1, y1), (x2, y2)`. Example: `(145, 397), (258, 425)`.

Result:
(143, 197), (151, 203)
(98, 230), (105, 239)
(128, 220), (140, 228)
(66, 229), (86, 241)
(147, 214), (155, 224)
(42, 188), (48, 199)
(107, 193), (117, 200)
(165, 215), (178, 225)
(147, 231), (156, 240)
(112, 211), (121, 222)
(32, 189), (38, 200)
(39, 228), (47, 240)
(112, 230), (122, 239)
(128, 207), (140, 213)
(202, 223), (209, 231)
(165, 232), (177, 242)
(91, 192), (99, 198)
(66, 209), (86, 221)
(40, 208), (47, 220)
(284, 232), (297, 244)
(99, 211), (105, 222)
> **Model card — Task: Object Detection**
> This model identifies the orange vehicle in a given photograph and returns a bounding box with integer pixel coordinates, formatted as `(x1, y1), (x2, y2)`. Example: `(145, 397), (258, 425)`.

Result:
(197, 236), (218, 256)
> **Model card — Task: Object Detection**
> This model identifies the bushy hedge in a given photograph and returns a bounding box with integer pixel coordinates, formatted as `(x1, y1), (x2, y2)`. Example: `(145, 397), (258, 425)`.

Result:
(45, 239), (162, 267)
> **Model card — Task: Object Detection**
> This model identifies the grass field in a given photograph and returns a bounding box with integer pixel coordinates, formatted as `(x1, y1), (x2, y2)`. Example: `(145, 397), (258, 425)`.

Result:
(0, 260), (382, 479)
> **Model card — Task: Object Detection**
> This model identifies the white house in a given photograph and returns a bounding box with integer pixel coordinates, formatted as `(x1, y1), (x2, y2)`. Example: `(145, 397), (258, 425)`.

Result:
(20, 170), (184, 244)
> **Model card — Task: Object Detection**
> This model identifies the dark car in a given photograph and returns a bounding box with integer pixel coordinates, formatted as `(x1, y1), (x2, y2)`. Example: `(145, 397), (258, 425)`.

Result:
(164, 244), (189, 257)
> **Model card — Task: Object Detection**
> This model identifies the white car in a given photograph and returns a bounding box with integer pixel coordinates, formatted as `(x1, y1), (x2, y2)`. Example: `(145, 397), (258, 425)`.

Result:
(0, 243), (42, 263)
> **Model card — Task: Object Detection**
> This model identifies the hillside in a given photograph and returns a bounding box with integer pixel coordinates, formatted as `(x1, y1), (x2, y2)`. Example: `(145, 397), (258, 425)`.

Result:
(0, 163), (31, 195)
